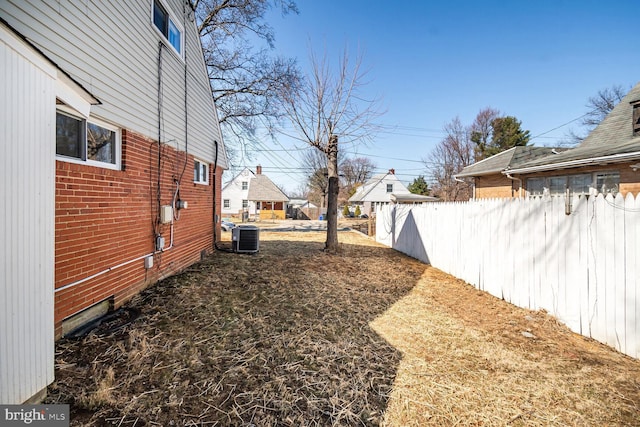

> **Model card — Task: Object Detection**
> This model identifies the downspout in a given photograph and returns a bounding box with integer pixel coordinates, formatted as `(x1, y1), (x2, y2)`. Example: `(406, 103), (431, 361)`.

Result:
(506, 173), (522, 198)
(454, 176), (472, 199)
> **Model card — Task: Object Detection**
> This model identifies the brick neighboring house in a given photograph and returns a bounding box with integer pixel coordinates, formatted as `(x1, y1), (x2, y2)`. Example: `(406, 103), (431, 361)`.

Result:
(1, 0), (228, 403)
(456, 82), (640, 199)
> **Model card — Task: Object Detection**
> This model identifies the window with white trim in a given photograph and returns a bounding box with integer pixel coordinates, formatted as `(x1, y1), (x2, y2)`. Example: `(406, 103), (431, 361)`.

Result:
(152, 0), (183, 56)
(56, 110), (120, 169)
(194, 159), (209, 184)
(242, 200), (248, 209)
(386, 183), (393, 193)
(223, 199), (230, 208)
(241, 181), (248, 190)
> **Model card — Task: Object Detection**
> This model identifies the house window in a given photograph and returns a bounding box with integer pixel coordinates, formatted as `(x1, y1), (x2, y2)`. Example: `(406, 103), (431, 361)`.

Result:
(526, 178), (545, 197)
(548, 176), (566, 195)
(56, 111), (120, 169)
(223, 199), (230, 208)
(194, 159), (209, 184)
(153, 0), (183, 56)
(595, 172), (620, 195)
(386, 184), (393, 193)
(241, 181), (248, 190)
(242, 200), (248, 209)
(633, 102), (640, 136)
(568, 174), (592, 196)
(527, 172), (620, 198)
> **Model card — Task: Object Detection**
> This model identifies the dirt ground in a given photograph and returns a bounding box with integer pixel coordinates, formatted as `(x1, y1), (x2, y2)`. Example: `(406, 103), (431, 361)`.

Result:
(46, 228), (640, 426)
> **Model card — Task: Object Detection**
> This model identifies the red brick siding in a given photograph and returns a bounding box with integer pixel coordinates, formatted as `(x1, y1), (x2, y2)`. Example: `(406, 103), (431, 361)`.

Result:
(473, 163), (640, 199)
(474, 174), (515, 199)
(54, 129), (222, 337)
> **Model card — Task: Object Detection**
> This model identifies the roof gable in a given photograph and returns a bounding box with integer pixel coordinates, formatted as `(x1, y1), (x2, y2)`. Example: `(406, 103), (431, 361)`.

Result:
(348, 172), (410, 202)
(222, 167), (255, 191)
(247, 174), (289, 202)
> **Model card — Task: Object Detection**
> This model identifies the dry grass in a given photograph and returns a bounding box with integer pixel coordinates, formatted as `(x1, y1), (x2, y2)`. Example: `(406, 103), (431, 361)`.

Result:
(46, 229), (640, 426)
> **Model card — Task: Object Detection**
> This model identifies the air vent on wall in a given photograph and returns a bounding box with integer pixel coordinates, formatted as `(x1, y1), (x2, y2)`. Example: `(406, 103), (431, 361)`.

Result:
(232, 225), (260, 253)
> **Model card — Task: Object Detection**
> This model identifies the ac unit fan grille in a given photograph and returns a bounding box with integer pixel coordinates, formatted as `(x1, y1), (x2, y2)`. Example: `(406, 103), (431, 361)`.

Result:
(232, 226), (260, 253)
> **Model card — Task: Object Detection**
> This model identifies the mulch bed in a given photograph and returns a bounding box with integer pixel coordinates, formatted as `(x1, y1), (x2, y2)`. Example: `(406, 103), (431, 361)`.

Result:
(46, 230), (640, 426)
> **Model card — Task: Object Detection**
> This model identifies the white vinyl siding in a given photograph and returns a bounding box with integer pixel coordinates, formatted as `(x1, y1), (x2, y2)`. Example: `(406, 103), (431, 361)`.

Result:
(221, 168), (257, 216)
(1, 23), (56, 404)
(0, 0), (227, 167)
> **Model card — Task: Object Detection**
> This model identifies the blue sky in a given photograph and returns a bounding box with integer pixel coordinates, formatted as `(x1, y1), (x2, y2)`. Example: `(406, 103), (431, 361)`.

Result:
(229, 0), (639, 194)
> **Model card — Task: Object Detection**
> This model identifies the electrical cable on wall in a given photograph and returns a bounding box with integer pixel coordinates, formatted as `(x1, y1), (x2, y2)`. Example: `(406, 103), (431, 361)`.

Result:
(212, 140), (234, 253)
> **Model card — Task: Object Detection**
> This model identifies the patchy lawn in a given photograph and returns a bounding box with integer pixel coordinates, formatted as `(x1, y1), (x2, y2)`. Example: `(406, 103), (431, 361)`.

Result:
(47, 230), (640, 426)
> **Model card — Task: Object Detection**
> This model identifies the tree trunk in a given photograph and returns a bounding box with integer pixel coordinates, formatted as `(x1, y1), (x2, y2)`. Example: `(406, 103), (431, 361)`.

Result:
(325, 134), (339, 251)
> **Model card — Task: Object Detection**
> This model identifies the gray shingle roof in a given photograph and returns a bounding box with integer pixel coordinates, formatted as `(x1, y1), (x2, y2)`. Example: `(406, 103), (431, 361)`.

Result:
(247, 174), (289, 202)
(506, 82), (640, 173)
(457, 81), (640, 177)
(456, 146), (563, 178)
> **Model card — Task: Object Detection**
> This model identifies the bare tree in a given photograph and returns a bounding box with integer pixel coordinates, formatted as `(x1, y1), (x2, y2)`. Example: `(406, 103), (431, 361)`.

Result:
(340, 157), (376, 200)
(281, 48), (382, 251)
(566, 84), (628, 144)
(426, 117), (474, 201)
(301, 148), (328, 210)
(192, 0), (302, 148)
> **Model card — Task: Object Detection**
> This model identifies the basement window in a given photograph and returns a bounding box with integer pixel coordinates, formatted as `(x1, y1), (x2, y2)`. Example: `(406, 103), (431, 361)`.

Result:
(152, 0), (183, 56)
(56, 110), (120, 170)
(194, 159), (209, 185)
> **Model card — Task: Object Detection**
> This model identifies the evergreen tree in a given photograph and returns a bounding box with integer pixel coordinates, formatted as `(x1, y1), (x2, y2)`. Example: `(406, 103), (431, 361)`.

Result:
(407, 175), (430, 195)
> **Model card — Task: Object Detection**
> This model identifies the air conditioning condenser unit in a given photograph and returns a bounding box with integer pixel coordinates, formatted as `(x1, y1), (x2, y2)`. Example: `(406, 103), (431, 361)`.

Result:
(232, 225), (260, 253)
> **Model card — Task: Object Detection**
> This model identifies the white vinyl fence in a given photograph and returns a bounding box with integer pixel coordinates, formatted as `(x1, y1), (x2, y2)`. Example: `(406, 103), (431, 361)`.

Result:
(376, 194), (640, 359)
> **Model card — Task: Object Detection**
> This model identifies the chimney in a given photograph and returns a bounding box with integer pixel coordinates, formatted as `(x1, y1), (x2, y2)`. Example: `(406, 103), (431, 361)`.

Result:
(256, 165), (262, 175)
(388, 168), (395, 175)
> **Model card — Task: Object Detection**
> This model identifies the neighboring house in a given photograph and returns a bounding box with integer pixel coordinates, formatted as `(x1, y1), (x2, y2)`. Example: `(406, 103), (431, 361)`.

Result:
(222, 167), (257, 217)
(287, 199), (319, 220)
(390, 193), (440, 204)
(222, 166), (290, 220)
(457, 82), (640, 199)
(1, 0), (228, 403)
(349, 169), (431, 215)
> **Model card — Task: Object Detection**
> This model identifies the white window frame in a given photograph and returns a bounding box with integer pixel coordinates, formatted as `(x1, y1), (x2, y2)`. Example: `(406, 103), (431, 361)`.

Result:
(386, 183), (393, 193)
(242, 199), (248, 209)
(56, 107), (121, 170)
(194, 159), (209, 185)
(151, 0), (184, 59)
(223, 199), (230, 208)
(241, 181), (248, 190)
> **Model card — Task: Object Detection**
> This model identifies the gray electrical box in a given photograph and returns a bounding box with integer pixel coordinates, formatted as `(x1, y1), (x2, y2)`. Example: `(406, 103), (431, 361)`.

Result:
(231, 225), (259, 253)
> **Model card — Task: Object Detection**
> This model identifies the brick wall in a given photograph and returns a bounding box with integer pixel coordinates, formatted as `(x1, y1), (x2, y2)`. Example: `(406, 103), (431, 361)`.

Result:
(474, 174), (515, 199)
(473, 163), (640, 199)
(54, 129), (222, 337)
